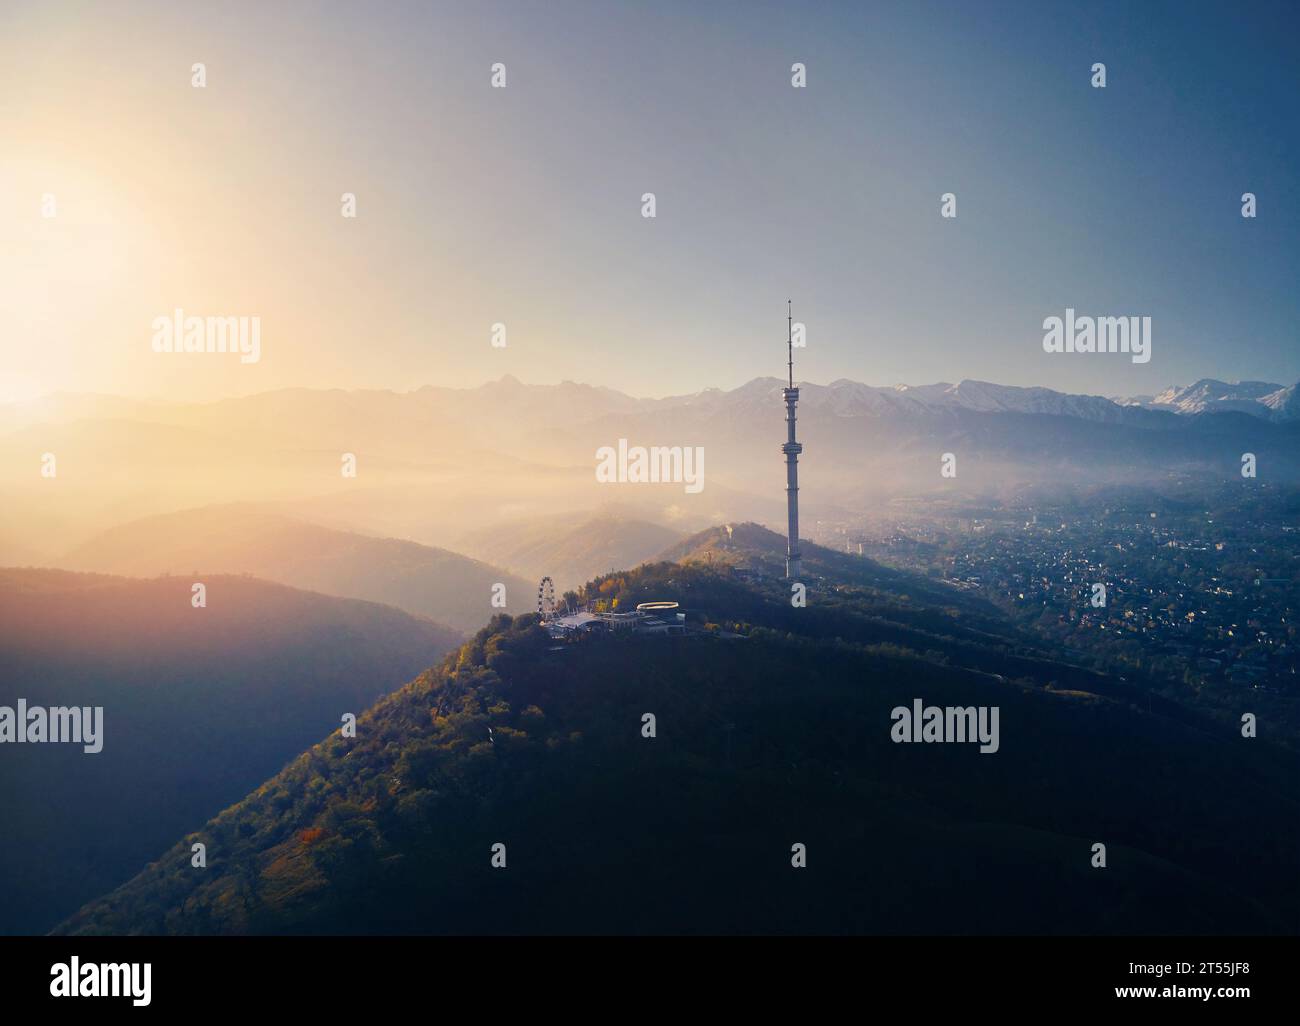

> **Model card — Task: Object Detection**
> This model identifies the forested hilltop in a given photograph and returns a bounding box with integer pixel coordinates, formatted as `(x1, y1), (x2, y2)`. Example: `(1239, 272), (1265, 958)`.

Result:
(57, 539), (1300, 935)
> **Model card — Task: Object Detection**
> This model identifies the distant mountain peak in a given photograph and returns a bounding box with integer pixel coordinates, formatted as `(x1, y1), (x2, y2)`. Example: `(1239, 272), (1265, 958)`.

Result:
(1118, 378), (1291, 418)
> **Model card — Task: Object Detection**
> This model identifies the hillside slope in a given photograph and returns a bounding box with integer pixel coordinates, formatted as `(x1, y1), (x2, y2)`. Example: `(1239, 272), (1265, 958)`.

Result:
(0, 568), (460, 935)
(56, 558), (1300, 936)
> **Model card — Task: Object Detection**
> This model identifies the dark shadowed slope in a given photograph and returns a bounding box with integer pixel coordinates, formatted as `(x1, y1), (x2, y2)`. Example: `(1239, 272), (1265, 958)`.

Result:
(0, 568), (460, 935)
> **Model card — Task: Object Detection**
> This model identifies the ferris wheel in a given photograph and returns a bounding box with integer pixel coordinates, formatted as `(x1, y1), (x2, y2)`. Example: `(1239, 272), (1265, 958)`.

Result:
(537, 576), (557, 618)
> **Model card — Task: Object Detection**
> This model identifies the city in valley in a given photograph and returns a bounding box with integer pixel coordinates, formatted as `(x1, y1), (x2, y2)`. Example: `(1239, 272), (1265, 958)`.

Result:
(813, 484), (1297, 726)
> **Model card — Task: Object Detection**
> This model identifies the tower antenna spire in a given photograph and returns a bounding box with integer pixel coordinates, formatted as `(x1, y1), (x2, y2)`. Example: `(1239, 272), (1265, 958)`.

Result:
(787, 299), (793, 389)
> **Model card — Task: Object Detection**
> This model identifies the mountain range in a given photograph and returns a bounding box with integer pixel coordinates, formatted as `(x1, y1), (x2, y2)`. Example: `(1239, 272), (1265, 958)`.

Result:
(4, 373), (1299, 565)
(1111, 378), (1299, 420)
(668, 374), (1300, 424)
(5, 374), (1296, 439)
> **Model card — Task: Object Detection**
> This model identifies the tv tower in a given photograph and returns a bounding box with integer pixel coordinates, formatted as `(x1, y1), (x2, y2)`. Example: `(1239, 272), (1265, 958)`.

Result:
(782, 301), (803, 580)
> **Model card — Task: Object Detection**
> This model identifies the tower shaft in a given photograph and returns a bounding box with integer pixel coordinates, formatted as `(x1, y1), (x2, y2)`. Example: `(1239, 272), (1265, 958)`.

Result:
(782, 301), (802, 579)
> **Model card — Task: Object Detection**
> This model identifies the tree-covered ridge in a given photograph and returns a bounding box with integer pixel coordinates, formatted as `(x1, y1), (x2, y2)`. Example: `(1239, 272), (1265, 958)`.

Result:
(57, 560), (1300, 936)
(0, 568), (460, 936)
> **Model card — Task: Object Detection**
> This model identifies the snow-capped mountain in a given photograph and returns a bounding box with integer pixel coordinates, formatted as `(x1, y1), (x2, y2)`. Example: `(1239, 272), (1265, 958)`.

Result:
(9, 376), (1297, 436)
(1261, 382), (1300, 422)
(1113, 378), (1293, 420)
(652, 375), (1300, 424)
(664, 377), (1168, 424)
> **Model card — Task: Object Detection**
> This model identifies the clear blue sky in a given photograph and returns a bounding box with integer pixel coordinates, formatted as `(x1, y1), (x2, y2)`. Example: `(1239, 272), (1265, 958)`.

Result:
(4, 0), (1297, 401)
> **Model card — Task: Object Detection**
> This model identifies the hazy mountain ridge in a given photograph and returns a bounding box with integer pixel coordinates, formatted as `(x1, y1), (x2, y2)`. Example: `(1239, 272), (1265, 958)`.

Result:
(61, 506), (529, 632)
(454, 511), (684, 593)
(9, 373), (1299, 434)
(5, 374), (1299, 563)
